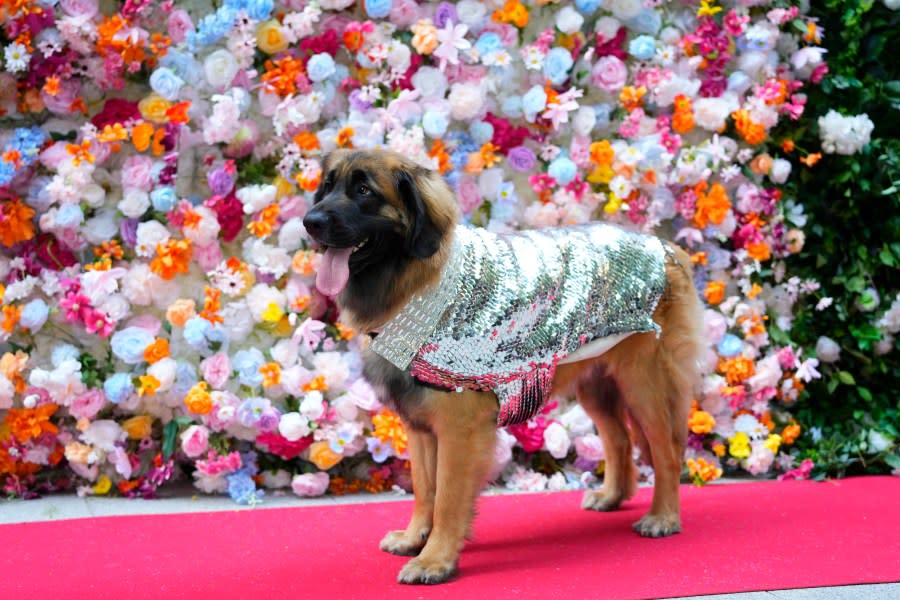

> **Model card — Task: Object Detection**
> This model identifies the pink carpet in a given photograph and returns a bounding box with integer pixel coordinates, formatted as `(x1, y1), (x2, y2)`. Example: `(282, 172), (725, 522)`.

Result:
(2, 477), (898, 599)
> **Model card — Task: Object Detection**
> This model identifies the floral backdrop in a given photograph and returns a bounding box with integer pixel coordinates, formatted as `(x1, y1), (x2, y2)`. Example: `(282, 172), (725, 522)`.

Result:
(0, 0), (892, 504)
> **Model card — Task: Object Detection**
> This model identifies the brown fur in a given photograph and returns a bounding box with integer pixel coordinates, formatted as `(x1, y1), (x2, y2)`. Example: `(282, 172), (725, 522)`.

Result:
(305, 150), (704, 584)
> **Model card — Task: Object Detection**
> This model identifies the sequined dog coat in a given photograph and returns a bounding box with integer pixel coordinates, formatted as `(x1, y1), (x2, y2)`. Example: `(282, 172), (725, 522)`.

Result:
(370, 224), (671, 426)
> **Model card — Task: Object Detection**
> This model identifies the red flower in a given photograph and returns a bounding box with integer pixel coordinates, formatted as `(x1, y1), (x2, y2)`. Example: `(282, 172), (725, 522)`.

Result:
(596, 27), (627, 60)
(91, 98), (141, 129)
(255, 432), (313, 459)
(206, 193), (244, 242)
(483, 113), (531, 154)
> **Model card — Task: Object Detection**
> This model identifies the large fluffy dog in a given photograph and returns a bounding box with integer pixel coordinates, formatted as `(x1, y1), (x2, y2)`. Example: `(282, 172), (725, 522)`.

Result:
(302, 149), (704, 584)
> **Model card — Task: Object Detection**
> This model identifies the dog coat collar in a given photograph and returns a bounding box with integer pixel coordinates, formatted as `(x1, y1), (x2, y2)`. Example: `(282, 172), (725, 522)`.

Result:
(370, 224), (671, 426)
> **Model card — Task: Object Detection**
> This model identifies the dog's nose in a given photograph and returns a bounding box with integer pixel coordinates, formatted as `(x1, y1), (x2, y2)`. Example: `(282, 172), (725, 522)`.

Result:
(303, 211), (330, 238)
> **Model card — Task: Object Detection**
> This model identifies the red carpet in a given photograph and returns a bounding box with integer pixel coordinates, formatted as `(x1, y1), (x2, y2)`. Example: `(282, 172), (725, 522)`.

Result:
(1, 477), (898, 599)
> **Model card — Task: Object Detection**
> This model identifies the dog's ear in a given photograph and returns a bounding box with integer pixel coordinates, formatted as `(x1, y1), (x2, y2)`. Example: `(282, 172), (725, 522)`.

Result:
(397, 169), (442, 259)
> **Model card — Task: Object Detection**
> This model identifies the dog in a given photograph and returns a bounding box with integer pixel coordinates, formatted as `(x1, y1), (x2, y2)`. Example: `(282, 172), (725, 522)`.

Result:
(302, 148), (704, 584)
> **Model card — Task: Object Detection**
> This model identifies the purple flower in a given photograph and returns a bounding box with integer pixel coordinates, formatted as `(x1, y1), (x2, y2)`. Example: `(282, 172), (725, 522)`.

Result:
(366, 437), (392, 463)
(507, 146), (537, 172)
(348, 89), (372, 112)
(207, 167), (235, 196)
(434, 2), (457, 28)
(120, 218), (139, 247)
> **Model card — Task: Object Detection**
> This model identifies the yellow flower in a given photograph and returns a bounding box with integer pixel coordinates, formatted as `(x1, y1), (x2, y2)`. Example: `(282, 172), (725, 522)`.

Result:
(308, 441), (343, 470)
(764, 433), (782, 454)
(261, 302), (284, 323)
(603, 192), (622, 215)
(728, 432), (751, 459)
(122, 415), (154, 440)
(92, 475), (112, 496)
(256, 20), (289, 55)
(138, 93), (172, 124)
(697, 0), (723, 17)
(138, 375), (161, 397)
(273, 176), (296, 199)
(184, 382), (213, 415)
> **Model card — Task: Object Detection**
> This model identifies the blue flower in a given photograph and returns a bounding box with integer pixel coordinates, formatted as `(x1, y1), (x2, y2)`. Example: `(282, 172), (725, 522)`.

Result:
(475, 32), (502, 58)
(575, 0), (602, 14)
(624, 10), (662, 35)
(104, 373), (135, 404)
(306, 53), (336, 83)
(501, 95), (524, 118)
(150, 67), (185, 101)
(422, 111), (449, 138)
(110, 327), (155, 365)
(543, 47), (574, 86)
(226, 470), (264, 505)
(522, 85), (548, 120)
(628, 35), (657, 61)
(717, 334), (744, 357)
(366, 437), (392, 463)
(174, 362), (199, 397)
(151, 187), (178, 212)
(19, 299), (48, 331)
(237, 396), (271, 427)
(183, 317), (213, 351)
(56, 204), (84, 229)
(594, 104), (612, 129)
(242, 0), (275, 21)
(233, 348), (265, 387)
(51, 344), (81, 367)
(364, 0), (392, 19)
(549, 156), (577, 185)
(469, 121), (494, 145)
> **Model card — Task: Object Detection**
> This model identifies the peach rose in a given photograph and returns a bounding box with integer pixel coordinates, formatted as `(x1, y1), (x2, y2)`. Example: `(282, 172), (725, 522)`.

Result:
(308, 440), (343, 470)
(166, 299), (197, 328)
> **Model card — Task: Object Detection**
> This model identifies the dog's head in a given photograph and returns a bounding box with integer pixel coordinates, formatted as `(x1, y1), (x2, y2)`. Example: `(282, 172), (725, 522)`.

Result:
(302, 149), (459, 299)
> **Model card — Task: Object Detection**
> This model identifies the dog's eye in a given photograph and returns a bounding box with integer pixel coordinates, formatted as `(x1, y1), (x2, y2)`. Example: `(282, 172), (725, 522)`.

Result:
(358, 184), (371, 196)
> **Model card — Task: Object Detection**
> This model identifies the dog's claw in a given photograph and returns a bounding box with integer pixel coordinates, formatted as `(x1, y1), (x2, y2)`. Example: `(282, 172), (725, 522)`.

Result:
(581, 489), (624, 512)
(380, 530), (426, 556)
(632, 513), (681, 537)
(397, 556), (457, 585)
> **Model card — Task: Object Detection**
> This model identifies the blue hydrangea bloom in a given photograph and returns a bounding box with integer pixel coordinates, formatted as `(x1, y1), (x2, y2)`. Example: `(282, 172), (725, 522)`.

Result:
(522, 85), (548, 120)
(56, 204), (84, 229)
(110, 327), (155, 365)
(543, 47), (574, 86)
(149, 67), (184, 101)
(364, 0), (392, 19)
(501, 95), (523, 118)
(151, 187), (178, 212)
(469, 121), (494, 145)
(629, 35), (657, 61)
(549, 156), (577, 185)
(104, 373), (135, 404)
(307, 53), (336, 82)
(575, 0), (602, 14)
(19, 299), (49, 331)
(233, 348), (265, 387)
(717, 334), (744, 357)
(226, 470), (264, 505)
(422, 111), (449, 138)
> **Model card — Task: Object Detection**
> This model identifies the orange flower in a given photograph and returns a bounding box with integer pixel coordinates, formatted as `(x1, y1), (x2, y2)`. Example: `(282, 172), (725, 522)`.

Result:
(688, 409), (716, 435)
(308, 440), (343, 470)
(479, 142), (501, 168)
(94, 240), (124, 260)
(0, 198), (36, 247)
(293, 131), (320, 154)
(138, 374), (161, 397)
(691, 251), (708, 265)
(336, 126), (355, 149)
(672, 94), (694, 134)
(712, 443), (726, 457)
(492, 0), (529, 28)
(732, 109), (767, 145)
(619, 86), (647, 112)
(184, 382), (213, 415)
(718, 357), (756, 385)
(303, 374), (328, 392)
(200, 287), (223, 324)
(4, 404), (59, 444)
(693, 182), (731, 228)
(781, 139), (795, 153)
(259, 362), (282, 387)
(428, 139), (452, 174)
(247, 203), (281, 238)
(687, 457), (722, 484)
(335, 322), (355, 340)
(166, 299), (197, 328)
(150, 239), (193, 280)
(372, 409), (408, 455)
(166, 101), (191, 125)
(782, 422), (801, 445)
(746, 240), (771, 262)
(292, 250), (317, 276)
(799, 152), (821, 167)
(122, 415), (154, 440)
(589, 140), (614, 167)
(131, 122), (154, 152)
(749, 153), (773, 175)
(704, 280), (726, 305)
(2, 305), (21, 333)
(143, 338), (170, 364)
(262, 55), (306, 97)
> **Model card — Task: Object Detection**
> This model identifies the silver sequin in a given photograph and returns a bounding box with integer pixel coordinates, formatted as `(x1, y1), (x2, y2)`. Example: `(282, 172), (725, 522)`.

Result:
(370, 224), (671, 426)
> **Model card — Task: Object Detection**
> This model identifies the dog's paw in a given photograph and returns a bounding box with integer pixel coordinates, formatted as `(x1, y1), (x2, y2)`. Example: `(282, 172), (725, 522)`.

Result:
(632, 513), (681, 538)
(397, 555), (457, 585)
(581, 489), (624, 512)
(380, 530), (427, 556)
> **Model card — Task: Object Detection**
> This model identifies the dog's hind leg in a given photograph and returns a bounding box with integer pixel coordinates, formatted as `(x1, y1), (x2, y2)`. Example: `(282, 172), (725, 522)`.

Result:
(380, 429), (437, 556)
(397, 389), (498, 585)
(577, 365), (638, 512)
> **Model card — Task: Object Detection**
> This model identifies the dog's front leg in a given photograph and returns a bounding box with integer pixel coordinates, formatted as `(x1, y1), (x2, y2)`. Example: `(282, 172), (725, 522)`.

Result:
(380, 429), (437, 555)
(397, 390), (497, 584)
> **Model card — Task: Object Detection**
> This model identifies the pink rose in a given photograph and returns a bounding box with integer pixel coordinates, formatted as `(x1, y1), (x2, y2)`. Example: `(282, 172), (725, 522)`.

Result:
(279, 195), (307, 221)
(592, 56), (628, 92)
(201, 352), (232, 390)
(41, 79), (80, 115)
(40, 142), (72, 170)
(69, 389), (106, 419)
(574, 434), (605, 461)
(457, 176), (483, 216)
(291, 472), (329, 497)
(193, 242), (223, 272)
(180, 425), (210, 458)
(60, 0), (99, 19)
(125, 314), (162, 336)
(389, 0), (421, 28)
(570, 135), (592, 169)
(167, 9), (195, 45)
(121, 155), (155, 192)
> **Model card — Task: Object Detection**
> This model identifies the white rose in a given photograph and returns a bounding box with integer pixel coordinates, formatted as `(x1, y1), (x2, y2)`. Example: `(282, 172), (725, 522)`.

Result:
(81, 420), (125, 453)
(245, 283), (286, 322)
(135, 220), (171, 258)
(82, 183), (106, 208)
(203, 49), (239, 89)
(148, 357), (177, 392)
(543, 422), (571, 459)
(572, 106), (596, 136)
(608, 0), (641, 20)
(884, 0), (900, 10)
(278, 217), (307, 251)
(595, 17), (622, 42)
(271, 339), (299, 368)
(262, 469), (293, 489)
(82, 210), (119, 245)
(280, 365), (308, 396)
(448, 82), (485, 121)
(220, 300), (255, 341)
(411, 66), (448, 99)
(182, 206), (220, 247)
(456, 0), (487, 28)
(659, 26), (681, 45)
(236, 184), (278, 214)
(118, 189), (150, 218)
(121, 264), (163, 306)
(278, 412), (311, 441)
(559, 404), (594, 436)
(97, 293), (130, 322)
(769, 158), (792, 184)
(555, 6), (584, 34)
(300, 390), (325, 420)
(815, 336), (841, 363)
(693, 96), (735, 132)
(386, 42), (411, 71)
(193, 472), (228, 494)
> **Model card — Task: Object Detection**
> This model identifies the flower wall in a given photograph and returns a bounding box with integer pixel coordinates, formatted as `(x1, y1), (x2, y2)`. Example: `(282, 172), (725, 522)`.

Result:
(0, 0), (877, 502)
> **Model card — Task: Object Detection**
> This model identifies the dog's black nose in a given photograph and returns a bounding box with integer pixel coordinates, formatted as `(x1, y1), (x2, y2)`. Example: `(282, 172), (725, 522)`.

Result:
(303, 211), (330, 237)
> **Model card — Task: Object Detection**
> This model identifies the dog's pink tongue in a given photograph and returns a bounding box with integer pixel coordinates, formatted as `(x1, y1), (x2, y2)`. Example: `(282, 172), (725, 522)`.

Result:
(316, 247), (353, 297)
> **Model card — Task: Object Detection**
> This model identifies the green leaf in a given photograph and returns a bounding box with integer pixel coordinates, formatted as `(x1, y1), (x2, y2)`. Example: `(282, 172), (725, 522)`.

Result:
(162, 421), (179, 459)
(838, 371), (856, 386)
(858, 387), (873, 402)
